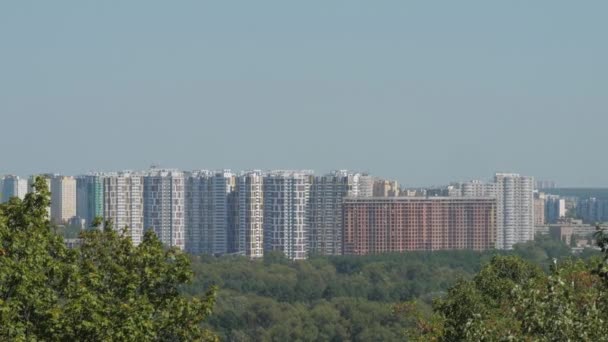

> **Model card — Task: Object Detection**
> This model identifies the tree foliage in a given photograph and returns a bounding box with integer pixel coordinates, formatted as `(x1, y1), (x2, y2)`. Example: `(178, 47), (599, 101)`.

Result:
(406, 228), (608, 341)
(0, 177), (217, 341)
(183, 234), (576, 341)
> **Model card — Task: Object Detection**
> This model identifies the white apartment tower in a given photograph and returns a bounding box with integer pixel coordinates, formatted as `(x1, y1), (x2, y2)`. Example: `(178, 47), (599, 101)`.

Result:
(50, 175), (77, 224)
(495, 173), (534, 248)
(263, 170), (312, 260)
(185, 170), (236, 255)
(461, 173), (534, 249)
(235, 171), (264, 258)
(103, 172), (144, 245)
(1, 175), (28, 203)
(144, 169), (185, 250)
(308, 171), (373, 255)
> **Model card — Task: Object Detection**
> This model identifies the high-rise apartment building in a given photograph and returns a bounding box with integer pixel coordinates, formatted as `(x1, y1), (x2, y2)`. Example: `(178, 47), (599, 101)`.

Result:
(184, 170), (236, 255)
(50, 175), (77, 224)
(76, 174), (104, 227)
(235, 171), (264, 258)
(308, 171), (373, 256)
(185, 170), (211, 255)
(144, 169), (185, 250)
(103, 172), (144, 245)
(494, 173), (534, 248)
(460, 173), (534, 249)
(358, 175), (374, 197)
(343, 197), (497, 255)
(1, 175), (28, 203)
(263, 170), (312, 260)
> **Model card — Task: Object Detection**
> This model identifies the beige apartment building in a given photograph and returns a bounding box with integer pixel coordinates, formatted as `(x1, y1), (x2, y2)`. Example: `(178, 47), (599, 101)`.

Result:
(50, 175), (77, 224)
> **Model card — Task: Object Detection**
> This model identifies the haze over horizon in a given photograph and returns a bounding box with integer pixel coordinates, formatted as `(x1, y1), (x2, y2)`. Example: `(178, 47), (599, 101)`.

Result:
(1, 1), (606, 187)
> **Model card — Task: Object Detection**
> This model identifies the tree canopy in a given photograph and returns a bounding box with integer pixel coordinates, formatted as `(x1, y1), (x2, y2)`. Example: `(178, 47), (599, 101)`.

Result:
(0, 177), (217, 341)
(183, 233), (584, 341)
(404, 229), (608, 341)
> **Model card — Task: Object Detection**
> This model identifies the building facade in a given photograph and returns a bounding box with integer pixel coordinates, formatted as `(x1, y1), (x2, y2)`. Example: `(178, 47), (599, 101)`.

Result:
(494, 173), (534, 249)
(1, 175), (28, 203)
(308, 171), (373, 256)
(534, 192), (546, 226)
(263, 170), (312, 260)
(144, 169), (185, 250)
(545, 196), (567, 224)
(235, 171), (264, 258)
(185, 170), (210, 255)
(50, 175), (77, 224)
(184, 170), (236, 255)
(460, 173), (534, 249)
(103, 172), (144, 245)
(342, 197), (497, 255)
(76, 174), (104, 227)
(577, 197), (608, 224)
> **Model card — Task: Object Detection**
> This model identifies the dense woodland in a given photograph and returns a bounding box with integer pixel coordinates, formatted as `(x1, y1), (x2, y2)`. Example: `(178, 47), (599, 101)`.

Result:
(184, 236), (595, 341)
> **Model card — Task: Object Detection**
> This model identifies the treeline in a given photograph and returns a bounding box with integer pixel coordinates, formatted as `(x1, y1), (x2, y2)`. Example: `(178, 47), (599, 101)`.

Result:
(184, 236), (591, 341)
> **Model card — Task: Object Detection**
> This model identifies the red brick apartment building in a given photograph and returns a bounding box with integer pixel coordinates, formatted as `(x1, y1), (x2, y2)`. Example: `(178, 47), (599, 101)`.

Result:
(342, 197), (496, 255)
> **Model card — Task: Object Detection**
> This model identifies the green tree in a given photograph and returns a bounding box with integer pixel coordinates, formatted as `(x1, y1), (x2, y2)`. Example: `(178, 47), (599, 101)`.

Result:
(405, 229), (608, 341)
(0, 177), (217, 341)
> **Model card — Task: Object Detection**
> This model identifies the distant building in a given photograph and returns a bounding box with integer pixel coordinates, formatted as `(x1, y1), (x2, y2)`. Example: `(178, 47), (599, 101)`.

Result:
(534, 192), (546, 226)
(76, 174), (104, 227)
(235, 171), (264, 258)
(535, 180), (557, 190)
(459, 173), (534, 249)
(144, 169), (185, 250)
(184, 170), (236, 255)
(263, 170), (313, 260)
(577, 197), (608, 224)
(1, 175), (28, 203)
(545, 196), (567, 224)
(358, 175), (375, 197)
(103, 172), (144, 245)
(185, 170), (211, 255)
(426, 184), (462, 198)
(308, 171), (373, 256)
(50, 175), (77, 224)
(373, 179), (400, 197)
(342, 197), (497, 255)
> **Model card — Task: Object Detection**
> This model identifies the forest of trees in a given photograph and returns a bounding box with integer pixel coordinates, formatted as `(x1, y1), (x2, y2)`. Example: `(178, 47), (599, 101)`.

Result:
(184, 236), (593, 341)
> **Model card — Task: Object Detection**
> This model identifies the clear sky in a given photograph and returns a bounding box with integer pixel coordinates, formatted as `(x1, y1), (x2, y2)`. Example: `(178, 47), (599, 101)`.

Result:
(1, 1), (606, 186)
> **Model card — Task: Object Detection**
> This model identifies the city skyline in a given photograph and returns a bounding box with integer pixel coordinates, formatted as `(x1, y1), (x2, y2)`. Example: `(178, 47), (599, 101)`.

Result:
(2, 168), (539, 259)
(0, 166), (591, 189)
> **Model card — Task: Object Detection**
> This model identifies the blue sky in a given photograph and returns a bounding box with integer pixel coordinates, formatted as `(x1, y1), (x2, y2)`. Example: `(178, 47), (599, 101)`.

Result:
(1, 1), (606, 186)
